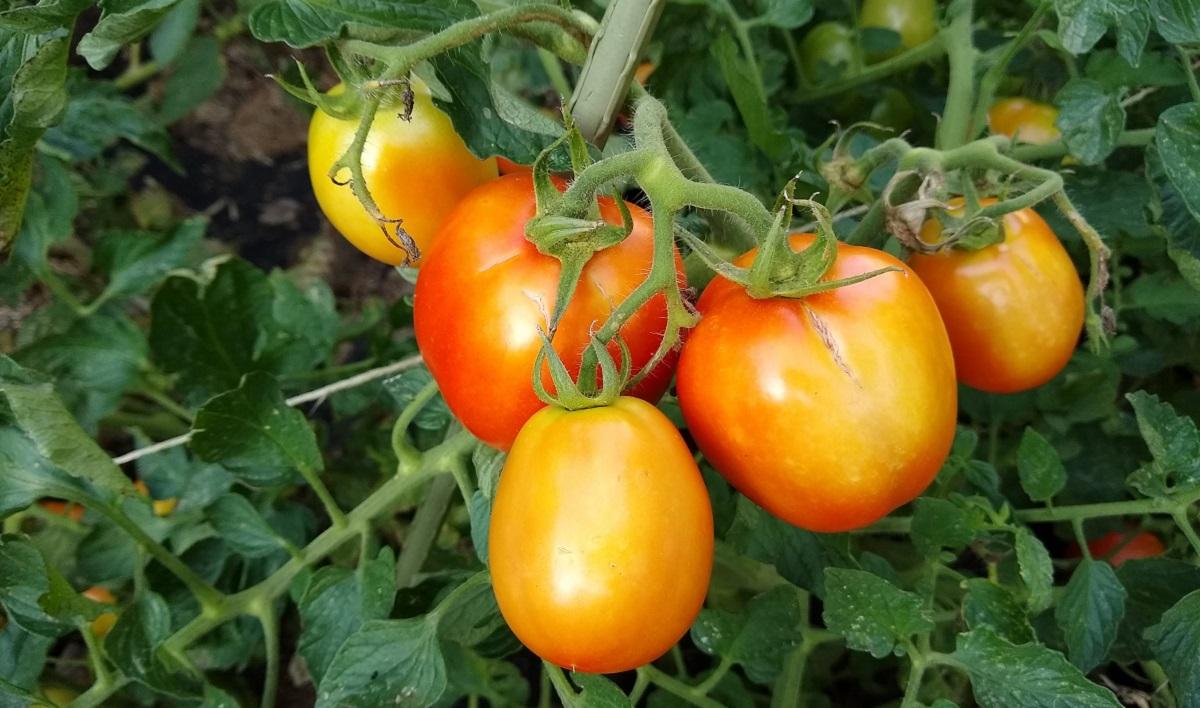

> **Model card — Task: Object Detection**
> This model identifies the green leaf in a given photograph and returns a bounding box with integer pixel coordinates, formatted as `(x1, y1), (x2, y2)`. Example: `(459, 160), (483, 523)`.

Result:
(15, 314), (148, 432)
(822, 568), (934, 659)
(93, 219), (205, 304)
(1115, 558), (1200, 660)
(1125, 272), (1200, 324)
(1152, 0), (1200, 44)
(317, 618), (447, 708)
(191, 372), (321, 487)
(0, 427), (90, 518)
(156, 36), (225, 125)
(147, 0), (199, 65)
(248, 0), (473, 48)
(1156, 103), (1200, 226)
(1125, 390), (1200, 495)
(298, 548), (396, 685)
(1054, 79), (1125, 164)
(1146, 145), (1200, 290)
(1054, 559), (1126, 671)
(0, 152), (75, 282)
(962, 580), (1035, 645)
(1053, 0), (1150, 66)
(911, 497), (976, 558)
(953, 628), (1121, 708)
(77, 0), (182, 70)
(0, 133), (37, 257)
(0, 623), (54, 703)
(691, 585), (807, 684)
(752, 0), (813, 29)
(433, 572), (505, 649)
(1085, 49), (1186, 90)
(1016, 429), (1067, 502)
(0, 358), (134, 501)
(0, 0), (90, 33)
(440, 643), (529, 708)
(466, 446), (504, 565)
(1145, 589), (1200, 708)
(41, 76), (177, 168)
(0, 535), (67, 637)
(207, 494), (294, 559)
(10, 36), (70, 129)
(105, 591), (200, 698)
(726, 497), (843, 597)
(383, 367), (450, 432)
(712, 33), (787, 159)
(1014, 528), (1054, 613)
(571, 673), (632, 707)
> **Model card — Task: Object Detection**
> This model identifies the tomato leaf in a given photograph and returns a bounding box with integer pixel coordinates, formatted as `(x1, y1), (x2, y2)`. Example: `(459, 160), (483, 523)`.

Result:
(77, 0), (182, 70)
(0, 428), (89, 518)
(751, 0), (813, 30)
(962, 579), (1036, 645)
(1145, 589), (1200, 708)
(1155, 103), (1200, 233)
(692, 585), (808, 684)
(0, 536), (69, 638)
(317, 617), (447, 708)
(248, 0), (474, 49)
(712, 33), (788, 159)
(92, 219), (206, 304)
(570, 673), (632, 707)
(1014, 528), (1054, 613)
(1052, 0), (1150, 67)
(1054, 79), (1125, 164)
(383, 366), (451, 433)
(206, 494), (295, 559)
(1114, 558), (1200, 661)
(297, 548), (396, 685)
(822, 568), (934, 659)
(953, 628), (1121, 707)
(191, 372), (322, 487)
(105, 591), (202, 698)
(1054, 559), (1126, 671)
(911, 497), (977, 558)
(1124, 391), (1200, 496)
(1017, 428), (1066, 503)
(1151, 0), (1200, 44)
(0, 0), (89, 33)
(725, 497), (846, 597)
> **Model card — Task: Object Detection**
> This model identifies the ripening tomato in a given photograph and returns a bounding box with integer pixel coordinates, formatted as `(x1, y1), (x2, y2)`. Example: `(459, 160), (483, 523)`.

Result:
(82, 586), (117, 638)
(413, 173), (685, 450)
(134, 480), (177, 516)
(799, 22), (860, 84)
(677, 235), (957, 532)
(860, 0), (937, 57)
(1071, 531), (1165, 567)
(495, 156), (530, 175)
(909, 199), (1084, 393)
(987, 98), (1060, 145)
(40, 499), (84, 522)
(38, 685), (81, 708)
(308, 82), (498, 265)
(489, 397), (713, 673)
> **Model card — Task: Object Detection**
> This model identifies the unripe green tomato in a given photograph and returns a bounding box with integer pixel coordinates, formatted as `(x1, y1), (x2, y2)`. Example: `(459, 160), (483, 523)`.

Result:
(869, 87), (916, 131)
(799, 22), (861, 84)
(859, 0), (937, 60)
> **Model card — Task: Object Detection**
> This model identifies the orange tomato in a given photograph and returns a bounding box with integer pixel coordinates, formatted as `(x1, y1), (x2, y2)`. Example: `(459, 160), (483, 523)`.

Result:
(489, 397), (713, 673)
(677, 235), (957, 532)
(413, 173), (684, 450)
(308, 82), (498, 265)
(987, 98), (1061, 145)
(134, 480), (178, 516)
(39, 500), (84, 522)
(910, 199), (1084, 393)
(82, 586), (117, 638)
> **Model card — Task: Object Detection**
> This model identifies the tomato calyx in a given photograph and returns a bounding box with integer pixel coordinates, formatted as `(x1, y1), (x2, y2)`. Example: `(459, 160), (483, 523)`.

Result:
(532, 333), (631, 410)
(883, 171), (1004, 254)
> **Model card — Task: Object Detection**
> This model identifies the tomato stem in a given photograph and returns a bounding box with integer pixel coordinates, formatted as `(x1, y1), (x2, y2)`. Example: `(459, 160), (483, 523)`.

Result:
(969, 1), (1050, 140)
(935, 0), (976, 150)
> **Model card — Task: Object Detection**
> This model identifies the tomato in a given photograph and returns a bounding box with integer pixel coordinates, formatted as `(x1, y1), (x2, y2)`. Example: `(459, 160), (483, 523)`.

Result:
(634, 61), (656, 85)
(1086, 531), (1166, 566)
(489, 397), (713, 673)
(495, 156), (530, 175)
(37, 685), (81, 707)
(676, 235), (957, 533)
(134, 479), (177, 517)
(799, 22), (860, 84)
(870, 87), (916, 132)
(859, 0), (937, 57)
(413, 173), (685, 450)
(82, 586), (117, 638)
(308, 82), (498, 266)
(909, 199), (1084, 393)
(987, 98), (1060, 145)
(39, 499), (84, 522)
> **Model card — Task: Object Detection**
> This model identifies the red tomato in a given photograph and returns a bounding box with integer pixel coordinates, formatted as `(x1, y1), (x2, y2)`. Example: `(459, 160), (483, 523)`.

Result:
(489, 397), (713, 673)
(413, 173), (684, 450)
(909, 199), (1084, 393)
(677, 235), (957, 532)
(988, 98), (1061, 146)
(495, 156), (531, 175)
(40, 500), (84, 522)
(308, 82), (497, 265)
(1075, 531), (1165, 567)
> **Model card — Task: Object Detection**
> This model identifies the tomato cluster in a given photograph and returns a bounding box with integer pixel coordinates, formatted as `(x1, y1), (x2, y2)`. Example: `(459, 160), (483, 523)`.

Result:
(307, 79), (1087, 673)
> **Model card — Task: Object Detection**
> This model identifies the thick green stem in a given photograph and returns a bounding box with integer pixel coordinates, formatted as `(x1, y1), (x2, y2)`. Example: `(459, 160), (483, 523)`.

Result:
(640, 666), (724, 708)
(394, 474), (458, 588)
(297, 462), (347, 529)
(252, 601), (280, 708)
(1010, 128), (1154, 161)
(901, 644), (927, 708)
(936, 1), (976, 150)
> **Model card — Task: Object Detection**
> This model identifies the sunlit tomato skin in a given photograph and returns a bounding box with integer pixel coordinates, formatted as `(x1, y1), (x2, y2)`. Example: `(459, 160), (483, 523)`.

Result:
(308, 83), (498, 265)
(909, 200), (1084, 393)
(1080, 531), (1165, 567)
(676, 235), (957, 533)
(489, 397), (713, 673)
(860, 0), (937, 56)
(987, 98), (1060, 145)
(413, 173), (685, 450)
(82, 586), (117, 638)
(799, 22), (860, 84)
